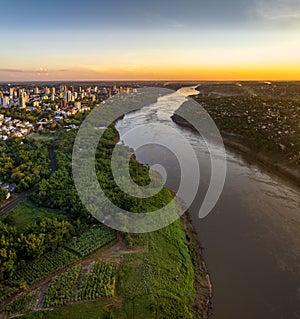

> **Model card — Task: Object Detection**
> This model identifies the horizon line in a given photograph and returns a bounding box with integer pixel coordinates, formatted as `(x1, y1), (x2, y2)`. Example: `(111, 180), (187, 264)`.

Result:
(1, 79), (300, 84)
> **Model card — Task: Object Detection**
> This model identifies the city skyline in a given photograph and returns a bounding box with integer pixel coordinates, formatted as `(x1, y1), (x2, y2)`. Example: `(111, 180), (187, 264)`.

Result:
(1, 0), (300, 81)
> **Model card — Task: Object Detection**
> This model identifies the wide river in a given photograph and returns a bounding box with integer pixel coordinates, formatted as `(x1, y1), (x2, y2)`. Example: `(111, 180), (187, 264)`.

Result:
(116, 87), (300, 319)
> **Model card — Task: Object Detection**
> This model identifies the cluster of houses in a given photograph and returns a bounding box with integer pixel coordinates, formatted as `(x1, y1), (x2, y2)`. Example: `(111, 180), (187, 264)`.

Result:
(200, 95), (300, 157)
(36, 104), (91, 131)
(0, 114), (34, 140)
(0, 84), (135, 137)
(0, 183), (16, 200)
(53, 103), (91, 121)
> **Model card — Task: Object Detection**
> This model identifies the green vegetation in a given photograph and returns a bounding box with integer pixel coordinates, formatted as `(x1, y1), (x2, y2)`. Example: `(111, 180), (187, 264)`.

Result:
(0, 284), (18, 304)
(66, 226), (116, 257)
(194, 95), (300, 162)
(77, 262), (116, 301)
(1, 200), (65, 231)
(0, 138), (51, 192)
(0, 217), (73, 281)
(32, 130), (93, 223)
(15, 300), (118, 319)
(28, 133), (55, 141)
(43, 266), (81, 307)
(194, 81), (300, 100)
(0, 188), (8, 205)
(0, 96), (209, 318)
(174, 83), (300, 177)
(5, 291), (35, 315)
(0, 106), (44, 124)
(7, 248), (79, 287)
(119, 220), (198, 319)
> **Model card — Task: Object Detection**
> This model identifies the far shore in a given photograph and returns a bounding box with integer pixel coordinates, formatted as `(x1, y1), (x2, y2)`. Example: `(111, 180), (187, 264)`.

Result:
(172, 113), (300, 188)
(222, 136), (300, 186)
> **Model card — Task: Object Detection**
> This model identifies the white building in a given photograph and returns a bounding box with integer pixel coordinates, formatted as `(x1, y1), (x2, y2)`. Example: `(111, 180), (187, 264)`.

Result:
(74, 101), (81, 109)
(65, 91), (72, 102)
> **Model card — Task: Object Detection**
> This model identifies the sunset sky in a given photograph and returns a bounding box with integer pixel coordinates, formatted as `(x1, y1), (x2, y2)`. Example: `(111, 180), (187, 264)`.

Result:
(0, 0), (299, 81)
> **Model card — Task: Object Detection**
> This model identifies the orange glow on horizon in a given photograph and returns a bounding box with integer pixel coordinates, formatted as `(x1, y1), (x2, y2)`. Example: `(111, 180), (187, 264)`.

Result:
(1, 63), (300, 82)
(41, 64), (300, 81)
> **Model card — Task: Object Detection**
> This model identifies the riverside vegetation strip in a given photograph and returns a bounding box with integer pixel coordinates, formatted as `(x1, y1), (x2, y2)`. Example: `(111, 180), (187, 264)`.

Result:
(0, 103), (210, 318)
(172, 82), (300, 184)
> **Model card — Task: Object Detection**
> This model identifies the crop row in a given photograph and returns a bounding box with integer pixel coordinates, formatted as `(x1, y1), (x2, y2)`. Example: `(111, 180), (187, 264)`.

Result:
(7, 248), (79, 287)
(66, 225), (116, 257)
(0, 284), (18, 304)
(5, 292), (34, 315)
(43, 265), (81, 307)
(76, 262), (116, 300)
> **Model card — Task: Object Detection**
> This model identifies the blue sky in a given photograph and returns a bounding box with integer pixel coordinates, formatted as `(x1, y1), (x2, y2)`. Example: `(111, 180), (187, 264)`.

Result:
(1, 0), (252, 30)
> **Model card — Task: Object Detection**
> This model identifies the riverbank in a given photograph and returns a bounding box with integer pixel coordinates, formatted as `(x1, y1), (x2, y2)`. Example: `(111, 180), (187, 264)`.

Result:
(172, 113), (300, 187)
(113, 122), (212, 318)
(222, 135), (300, 186)
(181, 212), (212, 318)
(114, 86), (300, 319)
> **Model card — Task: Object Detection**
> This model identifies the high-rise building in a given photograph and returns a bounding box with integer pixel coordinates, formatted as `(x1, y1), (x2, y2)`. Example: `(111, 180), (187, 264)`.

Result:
(1, 96), (10, 107)
(18, 96), (26, 108)
(52, 87), (56, 94)
(45, 87), (50, 95)
(9, 88), (14, 98)
(60, 85), (67, 92)
(65, 91), (72, 102)
(34, 87), (39, 94)
(18, 89), (25, 97)
(61, 99), (68, 109)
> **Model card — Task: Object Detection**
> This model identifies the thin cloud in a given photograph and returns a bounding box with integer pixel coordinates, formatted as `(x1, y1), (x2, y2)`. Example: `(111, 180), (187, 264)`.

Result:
(0, 69), (27, 73)
(254, 0), (300, 24)
(0, 68), (49, 74)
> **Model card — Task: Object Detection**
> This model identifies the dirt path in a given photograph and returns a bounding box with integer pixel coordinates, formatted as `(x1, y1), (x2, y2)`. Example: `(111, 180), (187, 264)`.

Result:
(0, 233), (146, 314)
(0, 142), (57, 218)
(0, 190), (34, 217)
(34, 284), (48, 310)
(48, 144), (58, 172)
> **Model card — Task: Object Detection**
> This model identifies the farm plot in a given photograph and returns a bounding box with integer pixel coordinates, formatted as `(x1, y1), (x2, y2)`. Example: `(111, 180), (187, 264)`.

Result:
(76, 262), (116, 301)
(66, 226), (117, 257)
(7, 248), (79, 287)
(0, 284), (18, 304)
(43, 266), (81, 307)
